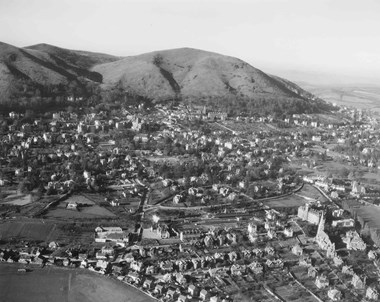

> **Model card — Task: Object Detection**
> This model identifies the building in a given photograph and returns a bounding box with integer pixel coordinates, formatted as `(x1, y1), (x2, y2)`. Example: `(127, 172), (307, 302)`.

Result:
(200, 289), (209, 301)
(66, 201), (78, 210)
(315, 274), (329, 289)
(298, 204), (322, 225)
(284, 227), (294, 237)
(180, 229), (203, 242)
(292, 245), (303, 256)
(366, 286), (379, 301)
(308, 266), (318, 278)
(331, 218), (355, 228)
(343, 230), (366, 251)
(351, 274), (366, 289)
(327, 288), (342, 301)
(315, 213), (336, 258)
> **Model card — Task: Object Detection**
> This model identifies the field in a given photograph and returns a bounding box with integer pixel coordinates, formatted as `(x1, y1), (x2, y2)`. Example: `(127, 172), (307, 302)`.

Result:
(44, 195), (116, 219)
(297, 82), (380, 112)
(295, 184), (328, 203)
(264, 194), (307, 208)
(148, 184), (173, 205)
(0, 221), (57, 242)
(44, 207), (116, 219)
(0, 263), (155, 302)
(4, 193), (33, 206)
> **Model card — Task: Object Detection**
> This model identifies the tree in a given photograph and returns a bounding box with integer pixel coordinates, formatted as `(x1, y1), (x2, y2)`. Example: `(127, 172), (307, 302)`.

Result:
(152, 54), (163, 67)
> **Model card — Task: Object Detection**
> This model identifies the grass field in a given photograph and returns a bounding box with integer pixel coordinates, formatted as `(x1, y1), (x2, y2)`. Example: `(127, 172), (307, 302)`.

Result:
(296, 184), (328, 203)
(64, 195), (95, 205)
(44, 195), (116, 219)
(265, 194), (307, 208)
(0, 221), (57, 242)
(265, 184), (328, 208)
(4, 193), (33, 206)
(45, 207), (116, 219)
(0, 263), (155, 302)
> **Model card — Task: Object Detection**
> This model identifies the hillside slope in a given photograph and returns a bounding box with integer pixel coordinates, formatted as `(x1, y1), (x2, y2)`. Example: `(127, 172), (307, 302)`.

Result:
(0, 42), (119, 102)
(0, 42), (333, 114)
(93, 47), (307, 101)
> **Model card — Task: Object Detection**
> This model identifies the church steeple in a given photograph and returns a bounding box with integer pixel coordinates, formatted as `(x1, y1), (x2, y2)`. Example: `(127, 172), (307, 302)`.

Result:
(317, 211), (325, 238)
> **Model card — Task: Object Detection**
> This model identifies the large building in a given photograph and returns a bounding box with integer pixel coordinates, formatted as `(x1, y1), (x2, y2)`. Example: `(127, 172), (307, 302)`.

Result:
(315, 213), (336, 258)
(298, 204), (323, 225)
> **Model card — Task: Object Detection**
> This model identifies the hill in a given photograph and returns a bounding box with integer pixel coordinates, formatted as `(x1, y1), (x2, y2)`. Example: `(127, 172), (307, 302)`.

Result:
(0, 42), (119, 103)
(0, 42), (333, 115)
(93, 47), (308, 100)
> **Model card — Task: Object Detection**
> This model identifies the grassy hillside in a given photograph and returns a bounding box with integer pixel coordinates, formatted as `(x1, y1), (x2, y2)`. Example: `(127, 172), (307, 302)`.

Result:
(0, 42), (335, 115)
(25, 43), (121, 69)
(93, 47), (304, 101)
(0, 41), (115, 104)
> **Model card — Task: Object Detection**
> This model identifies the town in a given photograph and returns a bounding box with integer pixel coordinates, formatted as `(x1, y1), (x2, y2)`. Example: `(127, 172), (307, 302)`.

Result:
(2, 100), (380, 302)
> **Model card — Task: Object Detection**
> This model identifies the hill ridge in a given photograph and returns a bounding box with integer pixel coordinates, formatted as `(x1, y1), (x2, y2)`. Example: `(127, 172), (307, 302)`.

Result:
(0, 41), (332, 115)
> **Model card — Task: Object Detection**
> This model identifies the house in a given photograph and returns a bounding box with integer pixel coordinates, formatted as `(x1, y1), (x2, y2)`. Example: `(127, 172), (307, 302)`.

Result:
(154, 284), (164, 295)
(341, 265), (354, 275)
(177, 295), (187, 302)
(200, 289), (209, 301)
(333, 256), (343, 267)
(247, 222), (258, 234)
(180, 229), (203, 242)
(210, 297), (219, 302)
(299, 256), (312, 267)
(327, 288), (342, 301)
(368, 250), (378, 260)
(292, 244), (303, 256)
(308, 266), (318, 278)
(188, 284), (199, 297)
(343, 230), (366, 251)
(366, 286), (379, 301)
(351, 274), (366, 289)
(166, 288), (176, 299)
(127, 271), (141, 283)
(66, 201), (78, 210)
(173, 194), (183, 204)
(48, 241), (59, 250)
(143, 279), (154, 289)
(332, 218), (355, 228)
(249, 261), (263, 274)
(284, 227), (294, 237)
(267, 229), (276, 239)
(130, 260), (144, 272)
(315, 274), (329, 289)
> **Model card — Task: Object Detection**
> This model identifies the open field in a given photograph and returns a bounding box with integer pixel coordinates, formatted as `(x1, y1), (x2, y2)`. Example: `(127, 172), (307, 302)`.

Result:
(148, 186), (173, 205)
(64, 195), (95, 205)
(4, 194), (33, 206)
(264, 194), (307, 208)
(0, 263), (155, 302)
(299, 84), (380, 112)
(0, 221), (57, 242)
(295, 184), (328, 203)
(44, 207), (116, 219)
(44, 195), (116, 219)
(264, 184), (327, 208)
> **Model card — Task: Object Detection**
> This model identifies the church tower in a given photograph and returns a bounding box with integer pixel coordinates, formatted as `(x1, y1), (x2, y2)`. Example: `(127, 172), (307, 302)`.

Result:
(316, 211), (325, 238)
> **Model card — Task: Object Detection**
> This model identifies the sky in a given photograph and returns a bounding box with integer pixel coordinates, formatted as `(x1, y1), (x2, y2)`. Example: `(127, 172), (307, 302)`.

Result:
(1, 0), (380, 83)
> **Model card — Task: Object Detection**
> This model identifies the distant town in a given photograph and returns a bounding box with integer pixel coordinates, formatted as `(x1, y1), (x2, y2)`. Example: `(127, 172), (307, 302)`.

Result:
(2, 100), (380, 302)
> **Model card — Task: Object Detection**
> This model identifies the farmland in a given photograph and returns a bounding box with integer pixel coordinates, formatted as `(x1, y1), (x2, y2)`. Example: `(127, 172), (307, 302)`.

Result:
(0, 220), (57, 242)
(0, 263), (155, 302)
(44, 194), (116, 219)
